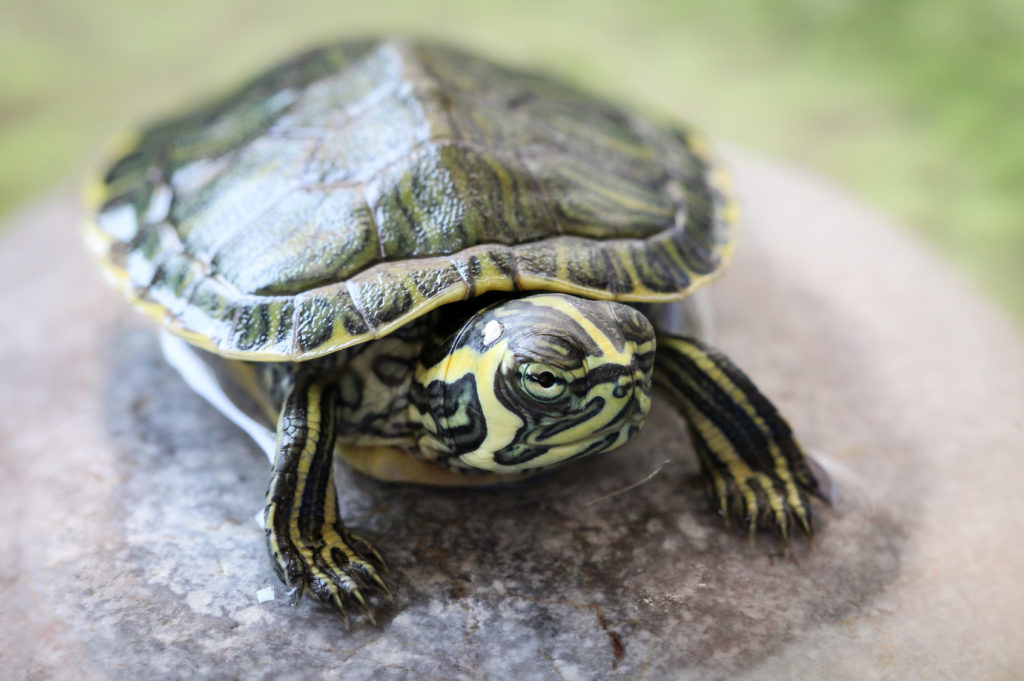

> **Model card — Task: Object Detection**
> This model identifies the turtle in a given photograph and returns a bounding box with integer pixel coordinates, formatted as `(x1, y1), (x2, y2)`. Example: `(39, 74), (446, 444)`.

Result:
(84, 38), (826, 621)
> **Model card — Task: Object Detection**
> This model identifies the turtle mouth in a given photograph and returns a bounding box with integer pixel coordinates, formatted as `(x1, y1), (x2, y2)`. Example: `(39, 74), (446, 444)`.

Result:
(460, 427), (639, 473)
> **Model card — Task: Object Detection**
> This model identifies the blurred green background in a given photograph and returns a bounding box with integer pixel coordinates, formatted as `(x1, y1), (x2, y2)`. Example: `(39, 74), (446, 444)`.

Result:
(2, 0), (1022, 322)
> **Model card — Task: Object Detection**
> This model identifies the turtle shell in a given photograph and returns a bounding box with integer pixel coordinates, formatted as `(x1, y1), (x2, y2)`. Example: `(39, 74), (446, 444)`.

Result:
(85, 39), (737, 361)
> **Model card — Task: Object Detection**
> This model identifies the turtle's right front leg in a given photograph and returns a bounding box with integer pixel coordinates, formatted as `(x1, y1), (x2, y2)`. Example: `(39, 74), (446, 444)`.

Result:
(264, 373), (389, 622)
(653, 334), (827, 542)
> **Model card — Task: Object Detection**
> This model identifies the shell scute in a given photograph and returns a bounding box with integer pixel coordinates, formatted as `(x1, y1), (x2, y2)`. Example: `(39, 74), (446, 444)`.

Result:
(212, 186), (379, 296)
(172, 136), (311, 255)
(230, 299), (295, 355)
(368, 142), (554, 262)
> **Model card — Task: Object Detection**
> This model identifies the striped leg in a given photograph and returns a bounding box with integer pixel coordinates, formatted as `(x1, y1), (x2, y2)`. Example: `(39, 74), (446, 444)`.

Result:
(654, 335), (825, 541)
(264, 374), (389, 623)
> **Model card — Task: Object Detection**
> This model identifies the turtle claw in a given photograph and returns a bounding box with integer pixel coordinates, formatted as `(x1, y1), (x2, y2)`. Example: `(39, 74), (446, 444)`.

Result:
(285, 584), (303, 606)
(705, 468), (814, 549)
(270, 525), (391, 624)
(365, 568), (394, 601)
(329, 587), (375, 628)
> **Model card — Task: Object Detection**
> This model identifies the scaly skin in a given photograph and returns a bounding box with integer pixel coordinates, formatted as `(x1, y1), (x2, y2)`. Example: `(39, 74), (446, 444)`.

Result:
(264, 374), (390, 624)
(654, 335), (824, 541)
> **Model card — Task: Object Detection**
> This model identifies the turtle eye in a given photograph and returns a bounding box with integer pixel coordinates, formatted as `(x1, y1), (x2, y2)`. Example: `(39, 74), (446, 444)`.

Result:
(520, 363), (568, 402)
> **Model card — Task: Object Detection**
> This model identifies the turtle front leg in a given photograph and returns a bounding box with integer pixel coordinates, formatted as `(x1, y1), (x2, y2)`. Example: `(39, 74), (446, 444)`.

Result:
(654, 335), (826, 542)
(264, 374), (389, 622)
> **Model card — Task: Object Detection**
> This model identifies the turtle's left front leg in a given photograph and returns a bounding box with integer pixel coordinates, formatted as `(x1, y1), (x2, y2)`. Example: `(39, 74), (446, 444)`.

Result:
(264, 373), (389, 622)
(654, 334), (827, 541)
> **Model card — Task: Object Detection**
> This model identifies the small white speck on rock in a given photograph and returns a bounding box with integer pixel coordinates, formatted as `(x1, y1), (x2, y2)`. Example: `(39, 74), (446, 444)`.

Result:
(256, 587), (275, 603)
(552, 659), (585, 681)
(676, 513), (710, 546)
(428, 598), (446, 617)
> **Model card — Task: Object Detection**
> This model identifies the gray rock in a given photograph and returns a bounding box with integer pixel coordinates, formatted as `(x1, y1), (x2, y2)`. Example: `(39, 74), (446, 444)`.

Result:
(1, 150), (1022, 680)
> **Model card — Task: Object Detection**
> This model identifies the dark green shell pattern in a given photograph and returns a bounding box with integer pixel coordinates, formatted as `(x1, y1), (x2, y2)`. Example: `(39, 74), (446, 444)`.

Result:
(86, 39), (737, 360)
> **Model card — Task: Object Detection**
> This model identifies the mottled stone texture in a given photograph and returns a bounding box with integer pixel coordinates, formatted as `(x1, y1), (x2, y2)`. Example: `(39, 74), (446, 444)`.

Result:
(2, 150), (1023, 680)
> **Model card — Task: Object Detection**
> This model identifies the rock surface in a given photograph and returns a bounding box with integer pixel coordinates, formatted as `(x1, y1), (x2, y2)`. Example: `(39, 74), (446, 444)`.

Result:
(1, 151), (1022, 680)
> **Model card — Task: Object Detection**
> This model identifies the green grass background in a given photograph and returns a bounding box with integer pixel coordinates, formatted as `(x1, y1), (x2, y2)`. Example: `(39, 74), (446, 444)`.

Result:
(2, 0), (1022, 322)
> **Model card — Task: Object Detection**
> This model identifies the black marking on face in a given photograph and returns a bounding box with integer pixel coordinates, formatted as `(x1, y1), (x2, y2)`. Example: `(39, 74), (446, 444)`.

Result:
(412, 372), (488, 459)
(533, 395), (606, 441)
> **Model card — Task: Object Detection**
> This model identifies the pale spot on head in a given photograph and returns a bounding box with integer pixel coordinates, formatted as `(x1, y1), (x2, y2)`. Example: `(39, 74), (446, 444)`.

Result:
(144, 184), (174, 225)
(482, 319), (503, 346)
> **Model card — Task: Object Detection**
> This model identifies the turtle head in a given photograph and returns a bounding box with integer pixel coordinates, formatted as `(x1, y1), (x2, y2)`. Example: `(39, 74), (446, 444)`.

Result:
(413, 294), (655, 474)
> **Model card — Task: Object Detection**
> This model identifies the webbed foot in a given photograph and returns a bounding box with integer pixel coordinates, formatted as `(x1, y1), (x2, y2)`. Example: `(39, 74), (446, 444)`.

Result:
(268, 520), (390, 623)
(701, 456), (815, 544)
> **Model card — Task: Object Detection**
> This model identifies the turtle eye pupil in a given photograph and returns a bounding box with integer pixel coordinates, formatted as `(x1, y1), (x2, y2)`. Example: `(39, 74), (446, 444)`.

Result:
(520, 364), (567, 401)
(535, 371), (556, 388)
